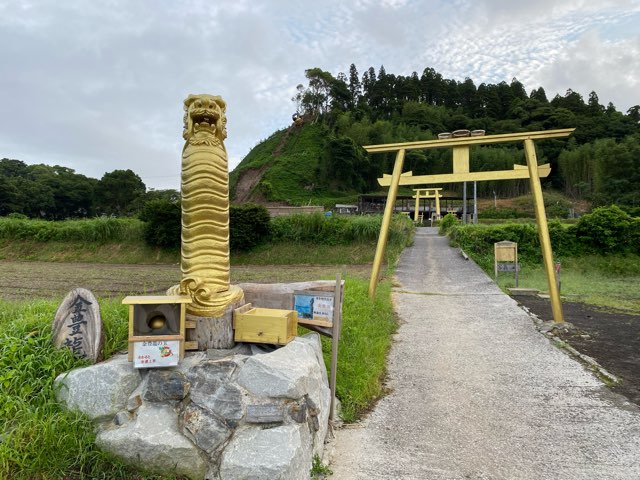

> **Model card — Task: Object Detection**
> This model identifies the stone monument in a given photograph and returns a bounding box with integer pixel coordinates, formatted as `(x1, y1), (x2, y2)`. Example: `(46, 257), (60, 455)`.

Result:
(52, 288), (103, 363)
(168, 94), (244, 349)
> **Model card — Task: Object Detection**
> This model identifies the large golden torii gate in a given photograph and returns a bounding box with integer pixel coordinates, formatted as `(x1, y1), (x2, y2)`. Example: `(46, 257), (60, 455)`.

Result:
(366, 128), (575, 324)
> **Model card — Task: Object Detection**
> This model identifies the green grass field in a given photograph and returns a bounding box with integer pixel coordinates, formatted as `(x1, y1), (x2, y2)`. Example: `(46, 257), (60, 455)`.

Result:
(495, 257), (640, 314)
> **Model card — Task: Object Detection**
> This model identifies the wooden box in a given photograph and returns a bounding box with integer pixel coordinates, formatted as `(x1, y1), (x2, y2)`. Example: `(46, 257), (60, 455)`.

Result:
(122, 295), (193, 364)
(233, 304), (297, 345)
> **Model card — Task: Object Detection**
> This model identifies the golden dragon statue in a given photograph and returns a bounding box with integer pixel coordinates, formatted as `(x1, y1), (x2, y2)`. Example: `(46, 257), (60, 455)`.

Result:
(168, 94), (243, 317)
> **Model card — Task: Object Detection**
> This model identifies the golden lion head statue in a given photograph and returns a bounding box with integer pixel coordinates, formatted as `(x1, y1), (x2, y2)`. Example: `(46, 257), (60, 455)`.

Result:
(183, 94), (227, 142)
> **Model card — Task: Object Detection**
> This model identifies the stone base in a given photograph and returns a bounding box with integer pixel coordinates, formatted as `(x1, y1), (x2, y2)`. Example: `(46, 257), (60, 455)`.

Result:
(187, 299), (246, 350)
(56, 333), (331, 480)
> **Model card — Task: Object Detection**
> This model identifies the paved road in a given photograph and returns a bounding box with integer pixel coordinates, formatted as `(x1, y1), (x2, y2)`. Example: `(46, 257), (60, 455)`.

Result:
(329, 227), (640, 479)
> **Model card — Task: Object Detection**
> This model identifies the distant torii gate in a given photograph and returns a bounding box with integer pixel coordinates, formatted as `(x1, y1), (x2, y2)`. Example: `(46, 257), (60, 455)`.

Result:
(366, 128), (575, 324)
(413, 188), (442, 223)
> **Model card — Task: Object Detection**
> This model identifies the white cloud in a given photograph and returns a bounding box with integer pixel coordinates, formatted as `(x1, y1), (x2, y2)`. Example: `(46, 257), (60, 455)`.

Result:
(535, 30), (640, 110)
(0, 0), (638, 190)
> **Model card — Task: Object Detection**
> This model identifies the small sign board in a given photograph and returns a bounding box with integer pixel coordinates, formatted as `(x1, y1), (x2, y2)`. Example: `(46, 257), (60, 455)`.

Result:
(494, 240), (519, 286)
(497, 263), (521, 272)
(133, 340), (180, 368)
(293, 290), (334, 327)
(495, 240), (517, 262)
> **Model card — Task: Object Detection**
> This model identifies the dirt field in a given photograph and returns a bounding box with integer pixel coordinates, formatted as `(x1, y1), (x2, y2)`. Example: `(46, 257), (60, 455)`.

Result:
(0, 261), (371, 301)
(515, 295), (640, 407)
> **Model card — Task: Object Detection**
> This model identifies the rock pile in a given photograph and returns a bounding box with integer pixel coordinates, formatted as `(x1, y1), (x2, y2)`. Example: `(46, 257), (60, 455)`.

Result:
(55, 334), (330, 480)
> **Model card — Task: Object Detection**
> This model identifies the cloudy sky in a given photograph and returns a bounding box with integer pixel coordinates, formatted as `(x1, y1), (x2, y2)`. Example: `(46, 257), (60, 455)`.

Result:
(1, 0), (639, 190)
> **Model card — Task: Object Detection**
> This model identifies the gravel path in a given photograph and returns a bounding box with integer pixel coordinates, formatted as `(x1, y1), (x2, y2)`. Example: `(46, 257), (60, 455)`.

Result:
(329, 227), (640, 479)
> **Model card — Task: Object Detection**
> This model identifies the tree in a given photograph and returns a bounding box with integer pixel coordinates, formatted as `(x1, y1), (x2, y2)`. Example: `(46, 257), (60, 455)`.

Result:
(592, 135), (640, 206)
(420, 67), (444, 105)
(495, 81), (514, 117)
(292, 84), (305, 114)
(301, 68), (335, 116)
(0, 176), (19, 215)
(13, 177), (56, 217)
(361, 67), (377, 109)
(96, 169), (146, 216)
(459, 77), (479, 117)
(327, 135), (376, 191)
(0, 158), (28, 177)
(510, 77), (527, 100)
(330, 72), (351, 113)
(627, 105), (640, 123)
(587, 91), (604, 116)
(348, 64), (361, 108)
(551, 89), (587, 114)
(139, 199), (181, 248)
(50, 173), (97, 218)
(442, 78), (460, 110)
(529, 87), (549, 103)
(478, 83), (502, 118)
(143, 188), (180, 204)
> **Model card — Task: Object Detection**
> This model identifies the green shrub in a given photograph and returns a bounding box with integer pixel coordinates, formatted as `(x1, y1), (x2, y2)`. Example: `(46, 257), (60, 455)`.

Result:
(139, 201), (273, 252)
(230, 203), (272, 251)
(447, 207), (640, 264)
(548, 220), (582, 257)
(575, 205), (640, 254)
(139, 199), (181, 248)
(620, 205), (640, 217)
(447, 221), (585, 264)
(6, 212), (27, 220)
(438, 213), (458, 235)
(448, 223), (539, 262)
(546, 201), (571, 219)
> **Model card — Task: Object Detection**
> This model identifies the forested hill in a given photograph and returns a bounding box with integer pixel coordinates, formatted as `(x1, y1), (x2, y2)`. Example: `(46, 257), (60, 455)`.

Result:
(231, 65), (640, 208)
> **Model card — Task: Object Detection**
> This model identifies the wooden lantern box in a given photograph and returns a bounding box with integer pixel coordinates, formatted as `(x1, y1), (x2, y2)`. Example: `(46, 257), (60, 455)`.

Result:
(233, 303), (297, 345)
(122, 295), (193, 367)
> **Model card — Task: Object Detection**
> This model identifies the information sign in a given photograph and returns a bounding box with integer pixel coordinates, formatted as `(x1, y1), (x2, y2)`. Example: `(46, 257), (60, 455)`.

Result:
(133, 340), (180, 368)
(294, 292), (334, 324)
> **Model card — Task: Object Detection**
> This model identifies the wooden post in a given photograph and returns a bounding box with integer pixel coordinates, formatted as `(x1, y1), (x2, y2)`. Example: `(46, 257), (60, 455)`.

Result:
(369, 149), (405, 299)
(329, 274), (342, 422)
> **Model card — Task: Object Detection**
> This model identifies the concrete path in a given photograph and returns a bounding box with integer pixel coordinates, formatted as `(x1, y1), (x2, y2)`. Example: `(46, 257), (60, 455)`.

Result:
(329, 228), (640, 479)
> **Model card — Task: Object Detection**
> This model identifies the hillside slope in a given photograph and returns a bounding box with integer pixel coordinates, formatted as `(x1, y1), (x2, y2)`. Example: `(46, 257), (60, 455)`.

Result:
(230, 121), (375, 206)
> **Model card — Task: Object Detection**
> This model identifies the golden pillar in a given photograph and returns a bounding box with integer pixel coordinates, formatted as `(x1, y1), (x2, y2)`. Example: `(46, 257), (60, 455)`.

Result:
(524, 139), (564, 323)
(168, 94), (243, 318)
(369, 149), (405, 298)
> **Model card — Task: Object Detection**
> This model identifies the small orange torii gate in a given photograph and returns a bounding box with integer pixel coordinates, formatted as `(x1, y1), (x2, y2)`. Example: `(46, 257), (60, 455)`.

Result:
(366, 128), (575, 324)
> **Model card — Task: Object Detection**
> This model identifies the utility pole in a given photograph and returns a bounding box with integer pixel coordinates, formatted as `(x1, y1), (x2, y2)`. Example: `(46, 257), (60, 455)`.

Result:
(473, 181), (478, 224)
(462, 181), (467, 224)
